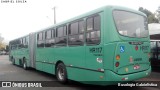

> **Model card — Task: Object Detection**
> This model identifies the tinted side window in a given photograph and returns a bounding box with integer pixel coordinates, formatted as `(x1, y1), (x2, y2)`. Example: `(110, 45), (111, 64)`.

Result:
(55, 26), (67, 46)
(10, 40), (20, 50)
(64, 26), (67, 36)
(45, 29), (55, 47)
(79, 20), (85, 33)
(68, 20), (84, 46)
(38, 32), (43, 41)
(18, 39), (23, 49)
(57, 27), (63, 37)
(46, 30), (51, 39)
(10, 41), (16, 50)
(86, 15), (101, 45)
(51, 29), (55, 46)
(94, 15), (100, 30)
(70, 22), (78, 34)
(24, 37), (28, 48)
(37, 32), (45, 48)
(87, 18), (93, 31)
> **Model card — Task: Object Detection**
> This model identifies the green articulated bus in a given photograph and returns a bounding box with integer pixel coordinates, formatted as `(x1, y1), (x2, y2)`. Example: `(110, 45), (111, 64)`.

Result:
(9, 5), (151, 85)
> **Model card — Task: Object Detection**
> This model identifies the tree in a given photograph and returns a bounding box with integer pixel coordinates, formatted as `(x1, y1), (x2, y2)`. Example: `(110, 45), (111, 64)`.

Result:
(155, 6), (160, 23)
(139, 7), (159, 23)
(148, 14), (159, 23)
(0, 34), (5, 51)
(139, 7), (152, 17)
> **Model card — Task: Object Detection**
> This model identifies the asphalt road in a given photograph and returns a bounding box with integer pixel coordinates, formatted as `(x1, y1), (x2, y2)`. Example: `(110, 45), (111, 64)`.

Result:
(0, 55), (159, 90)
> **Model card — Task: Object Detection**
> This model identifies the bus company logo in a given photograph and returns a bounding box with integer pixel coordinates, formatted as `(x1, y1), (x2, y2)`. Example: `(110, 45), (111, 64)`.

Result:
(120, 46), (125, 53)
(2, 82), (11, 87)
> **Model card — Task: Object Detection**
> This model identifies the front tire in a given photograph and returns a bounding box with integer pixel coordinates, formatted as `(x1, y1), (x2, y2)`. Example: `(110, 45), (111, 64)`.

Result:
(56, 63), (67, 84)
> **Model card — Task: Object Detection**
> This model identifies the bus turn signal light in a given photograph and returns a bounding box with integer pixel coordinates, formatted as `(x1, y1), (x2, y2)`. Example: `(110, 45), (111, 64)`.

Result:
(116, 55), (120, 60)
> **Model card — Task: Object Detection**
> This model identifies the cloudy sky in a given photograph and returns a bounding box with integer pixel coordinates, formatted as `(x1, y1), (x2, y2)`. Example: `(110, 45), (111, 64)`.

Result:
(0, 0), (159, 42)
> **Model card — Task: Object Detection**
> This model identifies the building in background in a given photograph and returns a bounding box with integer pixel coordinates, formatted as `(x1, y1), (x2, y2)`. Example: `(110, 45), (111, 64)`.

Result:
(149, 23), (160, 39)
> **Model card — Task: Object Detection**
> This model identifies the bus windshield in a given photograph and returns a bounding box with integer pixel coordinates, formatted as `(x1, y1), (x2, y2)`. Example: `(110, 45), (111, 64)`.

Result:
(113, 10), (148, 38)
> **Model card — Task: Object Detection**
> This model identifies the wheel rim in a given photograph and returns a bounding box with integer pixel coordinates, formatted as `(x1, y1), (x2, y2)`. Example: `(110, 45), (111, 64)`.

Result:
(58, 67), (64, 80)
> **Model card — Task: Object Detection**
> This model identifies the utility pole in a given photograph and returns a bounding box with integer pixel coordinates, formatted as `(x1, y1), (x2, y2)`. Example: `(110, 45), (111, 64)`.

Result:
(53, 7), (56, 24)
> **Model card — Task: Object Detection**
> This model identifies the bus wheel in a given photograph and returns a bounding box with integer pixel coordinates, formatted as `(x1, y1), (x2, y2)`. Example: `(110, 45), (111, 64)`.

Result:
(56, 63), (67, 83)
(23, 60), (27, 70)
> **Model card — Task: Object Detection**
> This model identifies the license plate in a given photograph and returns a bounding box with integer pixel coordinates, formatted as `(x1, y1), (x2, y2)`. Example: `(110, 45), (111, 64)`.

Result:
(134, 65), (140, 70)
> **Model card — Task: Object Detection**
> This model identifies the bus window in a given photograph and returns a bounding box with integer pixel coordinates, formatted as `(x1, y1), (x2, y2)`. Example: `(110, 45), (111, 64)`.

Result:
(64, 26), (67, 36)
(87, 18), (93, 31)
(68, 20), (84, 46)
(26, 37), (29, 48)
(37, 32), (42, 40)
(45, 30), (52, 47)
(113, 10), (148, 38)
(43, 32), (45, 40)
(37, 32), (45, 48)
(18, 39), (22, 49)
(86, 15), (100, 45)
(94, 15), (100, 31)
(79, 20), (85, 33)
(51, 29), (55, 46)
(22, 38), (25, 48)
(55, 26), (67, 46)
(46, 30), (51, 39)
(23, 37), (28, 48)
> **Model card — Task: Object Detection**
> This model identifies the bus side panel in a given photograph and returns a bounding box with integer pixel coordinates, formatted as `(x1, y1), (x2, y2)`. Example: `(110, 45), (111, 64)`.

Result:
(103, 43), (116, 70)
(67, 67), (86, 81)
(42, 48), (54, 74)
(67, 66), (106, 83)
(36, 62), (42, 71)
(43, 63), (54, 74)
(53, 46), (86, 80)
(85, 45), (103, 71)
(35, 48), (44, 71)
